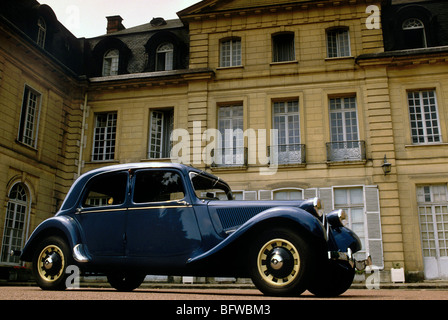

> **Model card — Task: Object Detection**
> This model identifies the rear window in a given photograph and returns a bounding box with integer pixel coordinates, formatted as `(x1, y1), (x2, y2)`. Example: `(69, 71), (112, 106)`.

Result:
(82, 172), (128, 207)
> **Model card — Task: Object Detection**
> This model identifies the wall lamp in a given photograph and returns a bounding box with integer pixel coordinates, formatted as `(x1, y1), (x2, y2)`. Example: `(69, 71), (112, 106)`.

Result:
(381, 154), (392, 175)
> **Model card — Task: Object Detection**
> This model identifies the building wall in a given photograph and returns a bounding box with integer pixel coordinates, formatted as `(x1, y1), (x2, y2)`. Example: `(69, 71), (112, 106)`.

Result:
(0, 17), (83, 265)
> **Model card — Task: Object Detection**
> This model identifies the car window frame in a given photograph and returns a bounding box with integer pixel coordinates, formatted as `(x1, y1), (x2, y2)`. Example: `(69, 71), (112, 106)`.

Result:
(130, 168), (189, 206)
(78, 170), (130, 212)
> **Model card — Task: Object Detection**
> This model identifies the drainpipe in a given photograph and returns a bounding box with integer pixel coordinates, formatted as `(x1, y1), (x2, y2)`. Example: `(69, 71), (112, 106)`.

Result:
(77, 92), (88, 177)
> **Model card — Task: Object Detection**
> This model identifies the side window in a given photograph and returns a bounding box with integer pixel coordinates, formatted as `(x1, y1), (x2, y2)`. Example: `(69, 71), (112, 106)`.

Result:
(133, 170), (185, 203)
(83, 172), (128, 207)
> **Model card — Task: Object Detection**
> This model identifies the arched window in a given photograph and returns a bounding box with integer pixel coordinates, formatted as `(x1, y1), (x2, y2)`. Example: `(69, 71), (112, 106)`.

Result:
(102, 49), (120, 76)
(156, 43), (174, 71)
(402, 18), (427, 49)
(37, 17), (46, 48)
(1, 184), (29, 264)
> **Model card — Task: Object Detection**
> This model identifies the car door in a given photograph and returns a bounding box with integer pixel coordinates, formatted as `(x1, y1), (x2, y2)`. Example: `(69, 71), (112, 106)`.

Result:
(125, 169), (202, 265)
(74, 170), (129, 257)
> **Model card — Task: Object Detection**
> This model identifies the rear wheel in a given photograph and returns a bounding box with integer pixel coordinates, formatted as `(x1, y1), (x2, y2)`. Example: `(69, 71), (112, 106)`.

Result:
(107, 272), (146, 291)
(248, 228), (315, 296)
(32, 236), (72, 290)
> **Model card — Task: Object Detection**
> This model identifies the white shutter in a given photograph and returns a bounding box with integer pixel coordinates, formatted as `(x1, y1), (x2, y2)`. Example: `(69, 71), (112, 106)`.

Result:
(365, 186), (384, 269)
(243, 191), (257, 201)
(319, 187), (334, 214)
(304, 188), (317, 200)
(259, 190), (273, 200)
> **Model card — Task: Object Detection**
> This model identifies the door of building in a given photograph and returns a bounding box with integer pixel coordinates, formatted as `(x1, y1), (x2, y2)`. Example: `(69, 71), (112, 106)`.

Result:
(418, 185), (448, 279)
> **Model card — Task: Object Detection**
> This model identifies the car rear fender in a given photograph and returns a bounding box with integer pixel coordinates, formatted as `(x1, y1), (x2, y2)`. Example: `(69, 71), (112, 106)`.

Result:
(187, 206), (326, 265)
(20, 215), (82, 262)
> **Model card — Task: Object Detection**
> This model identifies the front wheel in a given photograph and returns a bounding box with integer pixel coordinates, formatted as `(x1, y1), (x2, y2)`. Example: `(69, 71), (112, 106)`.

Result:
(32, 236), (72, 290)
(248, 228), (315, 296)
(307, 260), (355, 297)
(107, 272), (146, 291)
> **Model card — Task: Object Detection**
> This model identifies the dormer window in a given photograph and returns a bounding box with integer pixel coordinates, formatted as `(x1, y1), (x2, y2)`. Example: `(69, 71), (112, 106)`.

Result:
(402, 18), (427, 49)
(37, 17), (46, 48)
(102, 49), (119, 76)
(156, 43), (174, 71)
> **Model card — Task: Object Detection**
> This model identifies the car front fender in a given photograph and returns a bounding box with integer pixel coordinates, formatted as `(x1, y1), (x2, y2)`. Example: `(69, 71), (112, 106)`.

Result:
(20, 215), (83, 262)
(187, 206), (326, 265)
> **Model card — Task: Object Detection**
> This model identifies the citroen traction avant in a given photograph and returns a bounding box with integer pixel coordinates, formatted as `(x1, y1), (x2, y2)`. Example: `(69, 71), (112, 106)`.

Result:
(16, 163), (370, 296)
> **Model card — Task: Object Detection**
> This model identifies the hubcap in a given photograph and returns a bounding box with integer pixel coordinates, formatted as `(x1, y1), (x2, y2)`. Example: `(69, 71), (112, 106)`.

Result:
(257, 238), (300, 287)
(37, 245), (65, 282)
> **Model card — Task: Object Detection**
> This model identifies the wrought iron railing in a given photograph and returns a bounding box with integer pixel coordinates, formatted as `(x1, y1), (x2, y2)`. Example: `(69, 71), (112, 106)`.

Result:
(211, 147), (248, 167)
(269, 144), (306, 165)
(326, 140), (366, 162)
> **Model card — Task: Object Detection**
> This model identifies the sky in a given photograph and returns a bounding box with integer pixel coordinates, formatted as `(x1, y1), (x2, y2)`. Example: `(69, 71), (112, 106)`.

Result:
(38, 0), (200, 38)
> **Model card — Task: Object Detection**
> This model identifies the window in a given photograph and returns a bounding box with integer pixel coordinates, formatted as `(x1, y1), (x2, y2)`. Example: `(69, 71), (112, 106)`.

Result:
(334, 187), (367, 260)
(156, 43), (174, 71)
(417, 185), (448, 258)
(272, 33), (295, 62)
(408, 90), (441, 144)
(327, 28), (350, 58)
(272, 100), (303, 164)
(215, 105), (244, 166)
(328, 96), (364, 161)
(190, 172), (233, 201)
(92, 112), (117, 161)
(134, 170), (185, 203)
(37, 17), (46, 48)
(102, 49), (119, 76)
(220, 38), (241, 67)
(18, 86), (41, 148)
(83, 172), (128, 207)
(148, 109), (174, 159)
(273, 188), (303, 200)
(1, 184), (29, 264)
(402, 18), (427, 49)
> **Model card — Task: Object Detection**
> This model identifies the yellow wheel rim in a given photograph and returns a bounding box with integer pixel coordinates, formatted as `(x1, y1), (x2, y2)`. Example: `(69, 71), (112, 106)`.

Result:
(257, 238), (300, 287)
(37, 245), (65, 282)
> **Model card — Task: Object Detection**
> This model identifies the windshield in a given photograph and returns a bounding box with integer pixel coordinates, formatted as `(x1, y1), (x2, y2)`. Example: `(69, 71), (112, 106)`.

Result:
(189, 172), (233, 200)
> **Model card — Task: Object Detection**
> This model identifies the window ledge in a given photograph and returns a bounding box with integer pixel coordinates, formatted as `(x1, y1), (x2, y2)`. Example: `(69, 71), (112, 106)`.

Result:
(325, 56), (355, 61)
(326, 160), (367, 167)
(270, 60), (298, 66)
(405, 143), (448, 148)
(216, 65), (244, 71)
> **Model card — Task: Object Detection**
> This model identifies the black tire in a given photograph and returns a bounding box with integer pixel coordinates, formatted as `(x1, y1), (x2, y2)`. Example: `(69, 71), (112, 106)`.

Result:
(307, 260), (355, 297)
(248, 228), (315, 297)
(107, 272), (146, 292)
(32, 236), (73, 290)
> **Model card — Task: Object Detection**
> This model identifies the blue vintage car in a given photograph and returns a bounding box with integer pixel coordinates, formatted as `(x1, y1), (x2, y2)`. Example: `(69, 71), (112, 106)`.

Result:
(16, 163), (370, 296)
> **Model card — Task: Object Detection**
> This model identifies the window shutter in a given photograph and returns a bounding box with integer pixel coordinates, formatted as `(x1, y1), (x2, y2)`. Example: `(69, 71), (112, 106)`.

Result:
(243, 191), (257, 201)
(304, 188), (317, 200)
(365, 186), (384, 269)
(319, 188), (333, 214)
(259, 190), (272, 200)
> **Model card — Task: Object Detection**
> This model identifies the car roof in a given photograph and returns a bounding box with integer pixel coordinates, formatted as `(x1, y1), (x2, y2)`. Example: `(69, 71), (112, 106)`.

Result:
(59, 162), (204, 211)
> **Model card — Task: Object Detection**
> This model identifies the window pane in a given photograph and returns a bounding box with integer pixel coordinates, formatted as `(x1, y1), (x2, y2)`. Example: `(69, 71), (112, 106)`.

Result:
(83, 172), (128, 207)
(134, 170), (185, 203)
(408, 90), (440, 144)
(92, 113), (117, 161)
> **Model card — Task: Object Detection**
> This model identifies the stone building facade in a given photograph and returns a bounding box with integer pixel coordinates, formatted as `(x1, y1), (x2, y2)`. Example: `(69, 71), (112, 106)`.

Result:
(1, 0), (448, 281)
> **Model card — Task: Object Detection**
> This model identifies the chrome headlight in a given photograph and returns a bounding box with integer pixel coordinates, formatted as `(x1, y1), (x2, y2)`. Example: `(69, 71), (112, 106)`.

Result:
(326, 209), (346, 228)
(312, 197), (324, 217)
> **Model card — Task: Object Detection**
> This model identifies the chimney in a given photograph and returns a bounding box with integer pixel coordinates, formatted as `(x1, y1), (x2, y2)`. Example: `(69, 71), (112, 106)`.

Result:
(106, 15), (125, 34)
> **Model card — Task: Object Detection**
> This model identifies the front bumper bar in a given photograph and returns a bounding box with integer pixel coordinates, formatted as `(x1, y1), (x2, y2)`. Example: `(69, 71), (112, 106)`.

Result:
(328, 249), (372, 271)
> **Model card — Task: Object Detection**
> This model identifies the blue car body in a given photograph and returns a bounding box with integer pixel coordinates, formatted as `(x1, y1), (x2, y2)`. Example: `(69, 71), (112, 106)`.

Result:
(19, 162), (365, 294)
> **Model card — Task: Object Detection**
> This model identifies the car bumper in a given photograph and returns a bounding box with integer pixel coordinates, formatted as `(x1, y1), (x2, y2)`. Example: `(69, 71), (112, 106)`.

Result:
(328, 248), (372, 271)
